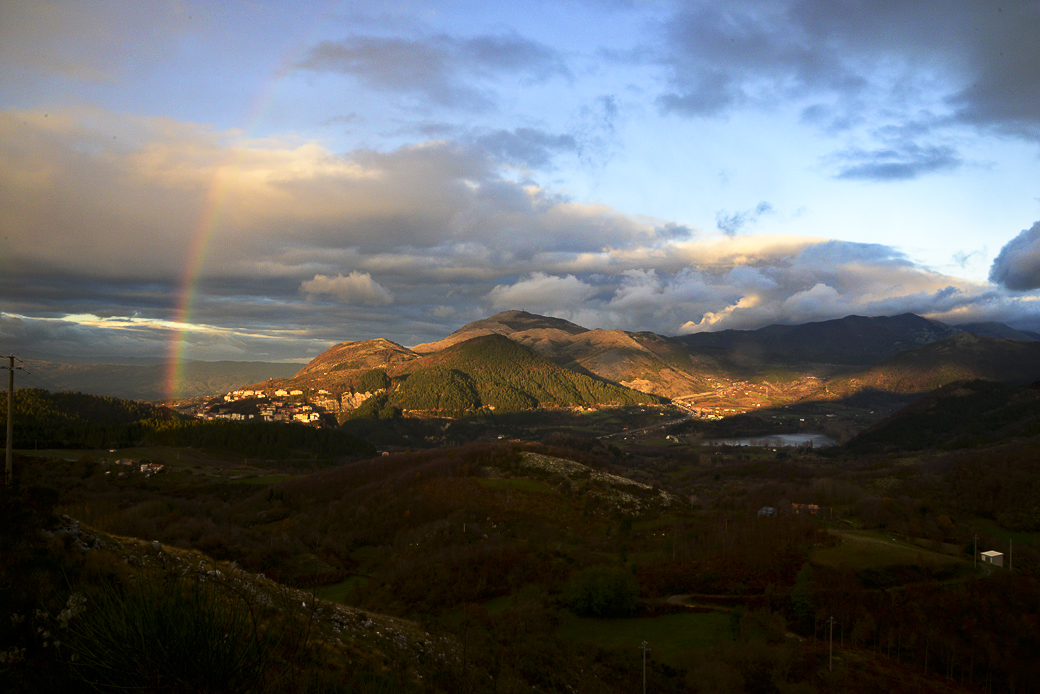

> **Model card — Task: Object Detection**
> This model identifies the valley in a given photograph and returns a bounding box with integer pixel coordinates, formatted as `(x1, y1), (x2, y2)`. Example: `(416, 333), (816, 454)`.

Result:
(3, 310), (1040, 692)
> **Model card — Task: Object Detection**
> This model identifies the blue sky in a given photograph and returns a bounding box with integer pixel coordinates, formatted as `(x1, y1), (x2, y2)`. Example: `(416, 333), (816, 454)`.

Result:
(2, 0), (1040, 362)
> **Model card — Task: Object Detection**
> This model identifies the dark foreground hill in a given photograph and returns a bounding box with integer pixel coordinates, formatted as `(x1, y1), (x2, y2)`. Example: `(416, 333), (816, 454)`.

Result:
(843, 379), (1040, 453)
(10, 432), (1040, 693)
(829, 333), (1040, 397)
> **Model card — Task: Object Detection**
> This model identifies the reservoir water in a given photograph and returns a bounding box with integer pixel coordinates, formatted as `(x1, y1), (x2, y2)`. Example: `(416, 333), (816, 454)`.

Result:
(702, 432), (837, 448)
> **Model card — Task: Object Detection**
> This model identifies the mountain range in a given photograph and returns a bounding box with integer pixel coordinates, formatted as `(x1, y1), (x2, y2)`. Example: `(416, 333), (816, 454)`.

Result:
(14, 310), (1040, 410)
(245, 310), (1040, 419)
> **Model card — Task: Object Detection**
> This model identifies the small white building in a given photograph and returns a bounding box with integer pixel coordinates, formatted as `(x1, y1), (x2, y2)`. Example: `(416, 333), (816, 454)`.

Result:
(981, 550), (1003, 567)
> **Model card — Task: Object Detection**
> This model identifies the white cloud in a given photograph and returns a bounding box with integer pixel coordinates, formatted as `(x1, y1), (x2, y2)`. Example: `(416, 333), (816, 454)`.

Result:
(301, 272), (394, 305)
(679, 296), (764, 333)
(780, 282), (845, 322)
(487, 272), (596, 310)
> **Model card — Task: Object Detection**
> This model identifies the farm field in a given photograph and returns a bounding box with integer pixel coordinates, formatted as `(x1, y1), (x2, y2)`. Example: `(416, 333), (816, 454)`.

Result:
(557, 610), (733, 666)
(813, 529), (966, 572)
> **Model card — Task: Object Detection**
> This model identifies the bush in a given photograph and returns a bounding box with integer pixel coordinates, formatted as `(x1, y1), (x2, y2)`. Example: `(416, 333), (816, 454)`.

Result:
(565, 566), (639, 618)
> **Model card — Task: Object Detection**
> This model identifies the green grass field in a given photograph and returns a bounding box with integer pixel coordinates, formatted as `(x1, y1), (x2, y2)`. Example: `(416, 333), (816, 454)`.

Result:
(968, 517), (1040, 545)
(313, 575), (368, 604)
(812, 530), (964, 571)
(557, 610), (732, 666)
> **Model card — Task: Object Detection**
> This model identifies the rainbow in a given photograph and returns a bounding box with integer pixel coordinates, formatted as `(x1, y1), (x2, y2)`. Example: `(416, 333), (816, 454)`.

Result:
(163, 166), (233, 400)
(163, 40), (315, 401)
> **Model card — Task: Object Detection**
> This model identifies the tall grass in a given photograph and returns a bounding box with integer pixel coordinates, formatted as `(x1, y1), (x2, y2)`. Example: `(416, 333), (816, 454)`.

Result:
(64, 571), (275, 693)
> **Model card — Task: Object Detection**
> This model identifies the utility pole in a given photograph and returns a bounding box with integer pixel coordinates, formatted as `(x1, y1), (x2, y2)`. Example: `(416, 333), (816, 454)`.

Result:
(640, 640), (650, 694)
(1009, 538), (1013, 572)
(974, 534), (978, 569)
(3, 355), (19, 487)
(828, 616), (836, 672)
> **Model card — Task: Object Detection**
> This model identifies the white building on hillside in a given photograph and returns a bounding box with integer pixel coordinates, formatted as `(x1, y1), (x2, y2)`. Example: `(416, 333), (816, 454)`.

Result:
(981, 550), (1003, 567)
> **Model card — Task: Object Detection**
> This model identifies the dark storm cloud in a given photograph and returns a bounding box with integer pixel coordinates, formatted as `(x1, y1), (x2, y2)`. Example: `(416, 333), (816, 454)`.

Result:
(656, 0), (1040, 150)
(1, 271), (181, 318)
(990, 221), (1040, 291)
(943, 1), (1040, 137)
(657, 3), (863, 118)
(298, 32), (568, 110)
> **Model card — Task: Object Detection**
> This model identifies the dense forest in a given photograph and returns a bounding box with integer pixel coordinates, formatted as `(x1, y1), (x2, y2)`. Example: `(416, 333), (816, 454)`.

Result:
(385, 335), (661, 415)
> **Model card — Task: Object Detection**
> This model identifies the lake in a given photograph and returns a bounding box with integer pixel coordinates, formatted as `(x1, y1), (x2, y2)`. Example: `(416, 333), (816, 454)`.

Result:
(702, 432), (837, 448)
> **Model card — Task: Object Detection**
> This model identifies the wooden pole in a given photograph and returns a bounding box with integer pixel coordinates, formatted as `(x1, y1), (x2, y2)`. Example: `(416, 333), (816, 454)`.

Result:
(5, 355), (13, 487)
(828, 616), (836, 672)
(641, 641), (650, 694)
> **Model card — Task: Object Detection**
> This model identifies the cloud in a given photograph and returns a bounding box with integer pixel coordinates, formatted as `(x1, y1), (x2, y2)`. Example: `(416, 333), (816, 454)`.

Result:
(487, 273), (596, 310)
(716, 201), (773, 235)
(653, 0), (1040, 191)
(301, 272), (394, 305)
(0, 0), (190, 86)
(5, 106), (1038, 359)
(779, 282), (845, 322)
(473, 128), (578, 169)
(942, 2), (1040, 138)
(297, 32), (568, 111)
(680, 296), (762, 333)
(832, 143), (962, 181)
(656, 3), (863, 119)
(990, 221), (1040, 290)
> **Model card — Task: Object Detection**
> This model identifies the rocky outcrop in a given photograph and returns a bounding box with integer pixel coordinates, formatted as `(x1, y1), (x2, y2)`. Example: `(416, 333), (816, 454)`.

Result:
(340, 390), (381, 412)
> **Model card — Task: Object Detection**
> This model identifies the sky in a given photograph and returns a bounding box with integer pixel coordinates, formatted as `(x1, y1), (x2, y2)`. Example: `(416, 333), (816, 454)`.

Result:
(2, 0), (1040, 368)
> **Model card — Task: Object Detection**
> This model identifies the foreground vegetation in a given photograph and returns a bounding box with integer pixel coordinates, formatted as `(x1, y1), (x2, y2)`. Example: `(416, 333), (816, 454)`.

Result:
(3, 380), (1040, 692)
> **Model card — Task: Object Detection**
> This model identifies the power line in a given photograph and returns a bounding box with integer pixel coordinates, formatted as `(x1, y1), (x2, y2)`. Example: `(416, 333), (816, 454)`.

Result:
(2, 354), (76, 393)
(18, 364), (74, 394)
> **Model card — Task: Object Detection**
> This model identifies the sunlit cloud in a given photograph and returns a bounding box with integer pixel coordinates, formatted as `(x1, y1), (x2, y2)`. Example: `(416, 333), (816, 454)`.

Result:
(488, 273), (596, 310)
(301, 272), (394, 305)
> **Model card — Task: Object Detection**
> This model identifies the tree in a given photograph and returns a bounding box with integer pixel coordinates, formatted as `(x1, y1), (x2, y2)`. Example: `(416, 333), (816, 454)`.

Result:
(566, 566), (639, 618)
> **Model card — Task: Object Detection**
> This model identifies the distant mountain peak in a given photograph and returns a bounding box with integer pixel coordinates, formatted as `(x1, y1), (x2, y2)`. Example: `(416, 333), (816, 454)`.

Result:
(412, 309), (589, 354)
(452, 309), (589, 336)
(294, 338), (417, 378)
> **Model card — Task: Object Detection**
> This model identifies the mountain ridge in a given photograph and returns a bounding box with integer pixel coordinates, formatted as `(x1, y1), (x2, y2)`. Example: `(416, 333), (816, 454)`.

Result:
(20, 310), (1040, 415)
(228, 311), (1040, 420)
(675, 312), (963, 367)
